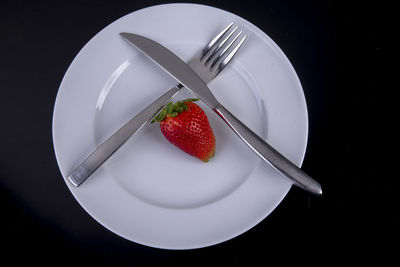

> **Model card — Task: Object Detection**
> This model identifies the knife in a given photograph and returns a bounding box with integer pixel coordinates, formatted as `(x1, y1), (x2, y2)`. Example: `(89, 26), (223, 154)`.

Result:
(120, 33), (322, 195)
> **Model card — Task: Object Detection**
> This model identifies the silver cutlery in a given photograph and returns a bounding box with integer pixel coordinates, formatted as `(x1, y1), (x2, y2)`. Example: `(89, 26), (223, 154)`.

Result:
(120, 32), (322, 195)
(68, 23), (246, 186)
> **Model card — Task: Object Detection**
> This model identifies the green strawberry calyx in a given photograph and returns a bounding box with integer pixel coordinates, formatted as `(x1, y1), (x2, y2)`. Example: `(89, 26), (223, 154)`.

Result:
(151, 98), (199, 123)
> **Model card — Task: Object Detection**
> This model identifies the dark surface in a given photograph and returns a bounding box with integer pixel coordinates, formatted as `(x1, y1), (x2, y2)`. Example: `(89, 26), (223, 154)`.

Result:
(0, 0), (391, 265)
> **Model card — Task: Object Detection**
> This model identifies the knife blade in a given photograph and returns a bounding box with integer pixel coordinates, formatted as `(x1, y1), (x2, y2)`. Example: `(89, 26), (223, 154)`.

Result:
(120, 33), (220, 109)
(120, 33), (322, 195)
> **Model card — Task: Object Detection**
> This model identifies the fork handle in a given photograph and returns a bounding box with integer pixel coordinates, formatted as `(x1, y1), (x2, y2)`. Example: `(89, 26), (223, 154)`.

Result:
(67, 84), (183, 186)
(214, 105), (322, 195)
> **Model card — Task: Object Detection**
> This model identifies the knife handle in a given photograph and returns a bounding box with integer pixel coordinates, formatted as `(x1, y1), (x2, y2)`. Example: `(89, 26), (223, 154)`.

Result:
(68, 84), (183, 186)
(214, 105), (322, 195)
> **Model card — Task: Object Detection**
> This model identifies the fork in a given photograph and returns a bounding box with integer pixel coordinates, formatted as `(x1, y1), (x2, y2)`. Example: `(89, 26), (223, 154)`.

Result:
(68, 23), (247, 186)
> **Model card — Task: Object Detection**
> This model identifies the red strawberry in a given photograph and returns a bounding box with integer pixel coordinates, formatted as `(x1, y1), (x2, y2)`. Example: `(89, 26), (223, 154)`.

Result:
(151, 98), (216, 162)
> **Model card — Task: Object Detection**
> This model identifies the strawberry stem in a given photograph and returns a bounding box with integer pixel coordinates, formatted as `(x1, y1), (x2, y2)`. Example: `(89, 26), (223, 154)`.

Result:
(151, 98), (199, 123)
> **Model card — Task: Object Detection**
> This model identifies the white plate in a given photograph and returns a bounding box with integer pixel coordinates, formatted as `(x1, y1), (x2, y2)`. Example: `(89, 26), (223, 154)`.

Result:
(52, 3), (308, 249)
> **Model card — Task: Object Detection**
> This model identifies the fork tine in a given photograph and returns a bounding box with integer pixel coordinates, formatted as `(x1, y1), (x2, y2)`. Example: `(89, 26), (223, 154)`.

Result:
(188, 23), (246, 84)
(204, 25), (238, 64)
(210, 30), (243, 68)
(200, 22), (233, 61)
(217, 35), (247, 73)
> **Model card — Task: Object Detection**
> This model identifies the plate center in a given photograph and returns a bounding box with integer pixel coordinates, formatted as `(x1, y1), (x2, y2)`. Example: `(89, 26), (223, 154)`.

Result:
(93, 42), (266, 209)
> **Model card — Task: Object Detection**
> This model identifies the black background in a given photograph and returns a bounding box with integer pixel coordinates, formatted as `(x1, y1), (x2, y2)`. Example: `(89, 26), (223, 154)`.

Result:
(0, 0), (392, 265)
